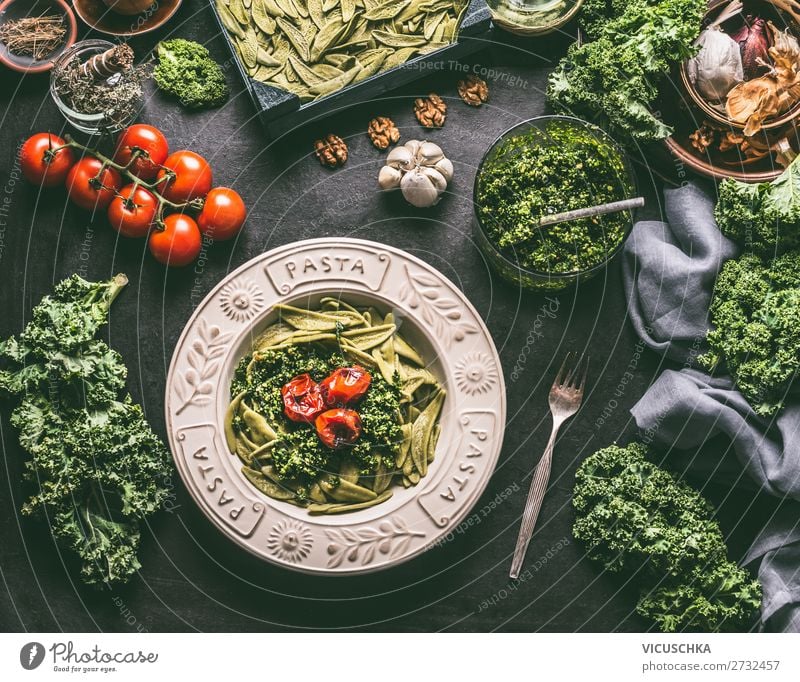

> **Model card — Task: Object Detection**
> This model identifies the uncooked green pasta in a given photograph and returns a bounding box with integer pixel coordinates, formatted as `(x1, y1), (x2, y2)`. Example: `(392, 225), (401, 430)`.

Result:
(226, 298), (445, 514)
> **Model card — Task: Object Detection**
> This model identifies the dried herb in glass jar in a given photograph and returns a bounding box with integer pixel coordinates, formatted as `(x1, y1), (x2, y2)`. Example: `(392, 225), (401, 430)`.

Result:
(52, 43), (149, 132)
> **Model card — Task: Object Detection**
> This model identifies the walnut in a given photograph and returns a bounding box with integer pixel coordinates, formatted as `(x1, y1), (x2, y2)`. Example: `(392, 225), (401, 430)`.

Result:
(367, 116), (400, 150)
(689, 124), (714, 154)
(719, 131), (746, 153)
(414, 93), (447, 128)
(457, 74), (489, 107)
(314, 134), (348, 168)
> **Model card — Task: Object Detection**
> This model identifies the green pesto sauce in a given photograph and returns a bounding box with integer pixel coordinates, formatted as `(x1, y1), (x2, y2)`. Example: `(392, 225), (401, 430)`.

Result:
(476, 120), (633, 274)
(231, 345), (402, 489)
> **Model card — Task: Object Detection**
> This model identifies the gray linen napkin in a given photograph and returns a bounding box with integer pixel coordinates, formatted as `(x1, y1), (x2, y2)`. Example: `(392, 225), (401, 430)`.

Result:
(622, 181), (800, 632)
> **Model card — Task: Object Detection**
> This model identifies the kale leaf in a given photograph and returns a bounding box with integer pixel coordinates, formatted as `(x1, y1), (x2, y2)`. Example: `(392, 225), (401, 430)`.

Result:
(699, 252), (800, 416)
(154, 39), (229, 109)
(715, 155), (800, 256)
(573, 443), (761, 632)
(546, 0), (705, 144)
(0, 274), (172, 585)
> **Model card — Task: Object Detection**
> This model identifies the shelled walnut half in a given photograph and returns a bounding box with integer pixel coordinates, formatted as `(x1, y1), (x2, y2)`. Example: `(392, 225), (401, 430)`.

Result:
(414, 93), (447, 128)
(689, 124), (715, 153)
(314, 134), (348, 168)
(457, 74), (489, 106)
(367, 116), (400, 150)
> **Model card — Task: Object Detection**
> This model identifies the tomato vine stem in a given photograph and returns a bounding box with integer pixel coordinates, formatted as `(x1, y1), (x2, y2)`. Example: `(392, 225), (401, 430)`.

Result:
(58, 134), (201, 229)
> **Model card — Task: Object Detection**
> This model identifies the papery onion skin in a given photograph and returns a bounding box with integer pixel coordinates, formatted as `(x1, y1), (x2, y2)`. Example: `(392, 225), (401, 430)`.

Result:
(731, 16), (772, 81)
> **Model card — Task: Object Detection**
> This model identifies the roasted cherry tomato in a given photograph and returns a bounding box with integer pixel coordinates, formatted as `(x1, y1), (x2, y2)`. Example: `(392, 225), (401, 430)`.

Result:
(315, 408), (362, 449)
(108, 184), (158, 238)
(197, 187), (246, 241)
(113, 124), (169, 180)
(66, 157), (122, 211)
(281, 373), (325, 423)
(20, 133), (75, 187)
(148, 213), (202, 267)
(319, 366), (371, 406)
(156, 150), (212, 203)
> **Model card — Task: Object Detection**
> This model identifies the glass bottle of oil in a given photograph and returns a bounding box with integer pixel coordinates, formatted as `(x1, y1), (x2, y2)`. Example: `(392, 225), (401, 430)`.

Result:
(488, 0), (583, 35)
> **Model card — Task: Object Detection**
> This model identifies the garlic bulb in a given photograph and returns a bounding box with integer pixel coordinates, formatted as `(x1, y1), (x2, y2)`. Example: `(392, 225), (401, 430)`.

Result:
(378, 140), (453, 208)
(768, 21), (800, 66)
(687, 26), (744, 102)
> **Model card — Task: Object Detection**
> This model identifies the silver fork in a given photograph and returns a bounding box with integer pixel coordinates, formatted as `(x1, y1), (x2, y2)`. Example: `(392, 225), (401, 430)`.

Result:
(509, 354), (588, 579)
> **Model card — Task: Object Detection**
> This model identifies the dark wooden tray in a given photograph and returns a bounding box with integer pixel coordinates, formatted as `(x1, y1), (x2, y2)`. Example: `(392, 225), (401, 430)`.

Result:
(208, 0), (494, 137)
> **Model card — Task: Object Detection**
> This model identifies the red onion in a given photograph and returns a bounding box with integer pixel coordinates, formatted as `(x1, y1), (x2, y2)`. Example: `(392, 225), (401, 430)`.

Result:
(731, 16), (772, 80)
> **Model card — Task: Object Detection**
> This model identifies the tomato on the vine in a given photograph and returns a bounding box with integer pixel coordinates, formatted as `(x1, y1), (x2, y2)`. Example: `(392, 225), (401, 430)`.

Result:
(148, 213), (202, 267)
(20, 133), (74, 187)
(319, 366), (371, 407)
(281, 374), (326, 423)
(197, 187), (246, 240)
(315, 408), (362, 449)
(108, 185), (157, 238)
(113, 124), (169, 180)
(156, 150), (212, 203)
(66, 157), (122, 211)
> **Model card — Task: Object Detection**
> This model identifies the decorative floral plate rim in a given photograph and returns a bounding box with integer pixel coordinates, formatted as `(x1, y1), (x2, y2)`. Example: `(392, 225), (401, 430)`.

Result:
(165, 238), (506, 574)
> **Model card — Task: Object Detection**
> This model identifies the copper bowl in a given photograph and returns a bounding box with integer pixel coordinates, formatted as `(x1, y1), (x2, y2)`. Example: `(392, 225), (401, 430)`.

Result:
(664, 135), (785, 181)
(679, 0), (800, 132)
(73, 0), (181, 36)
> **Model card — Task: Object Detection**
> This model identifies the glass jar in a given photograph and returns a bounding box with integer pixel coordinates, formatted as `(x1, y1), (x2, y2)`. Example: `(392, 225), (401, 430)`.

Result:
(488, 0), (584, 36)
(472, 116), (637, 292)
(49, 39), (142, 135)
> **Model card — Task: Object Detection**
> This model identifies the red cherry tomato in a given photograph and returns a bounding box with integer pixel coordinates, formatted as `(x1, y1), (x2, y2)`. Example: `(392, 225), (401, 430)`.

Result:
(319, 366), (371, 406)
(66, 157), (122, 211)
(315, 408), (362, 449)
(156, 150), (212, 203)
(281, 374), (326, 423)
(113, 124), (169, 180)
(107, 185), (158, 238)
(197, 187), (246, 240)
(20, 133), (75, 187)
(148, 213), (202, 267)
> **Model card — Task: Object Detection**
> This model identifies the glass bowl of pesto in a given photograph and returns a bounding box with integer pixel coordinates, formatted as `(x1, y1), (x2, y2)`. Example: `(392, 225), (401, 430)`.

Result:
(473, 115), (637, 291)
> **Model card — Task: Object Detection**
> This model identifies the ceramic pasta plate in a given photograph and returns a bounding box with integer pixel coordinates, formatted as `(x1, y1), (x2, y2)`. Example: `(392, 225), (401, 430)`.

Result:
(165, 238), (506, 574)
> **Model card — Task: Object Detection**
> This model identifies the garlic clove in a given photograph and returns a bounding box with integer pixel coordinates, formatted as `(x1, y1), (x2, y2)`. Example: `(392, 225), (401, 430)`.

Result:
(418, 141), (444, 165)
(420, 167), (448, 194)
(400, 168), (440, 208)
(404, 139), (422, 157)
(433, 157), (454, 183)
(378, 165), (403, 190)
(387, 145), (414, 170)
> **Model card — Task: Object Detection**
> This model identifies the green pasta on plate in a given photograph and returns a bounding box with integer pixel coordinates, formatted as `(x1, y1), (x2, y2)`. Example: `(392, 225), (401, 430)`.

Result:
(225, 298), (445, 514)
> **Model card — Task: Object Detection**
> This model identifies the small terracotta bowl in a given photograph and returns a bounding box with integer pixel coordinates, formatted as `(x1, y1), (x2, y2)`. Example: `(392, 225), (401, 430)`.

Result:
(0, 0), (77, 73)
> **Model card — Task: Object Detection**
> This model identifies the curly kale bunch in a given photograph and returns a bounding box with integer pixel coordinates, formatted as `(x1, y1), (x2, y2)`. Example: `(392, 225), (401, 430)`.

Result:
(578, 0), (635, 37)
(0, 275), (172, 585)
(573, 443), (761, 632)
(154, 39), (228, 109)
(547, 0), (706, 144)
(715, 156), (800, 256)
(699, 252), (800, 416)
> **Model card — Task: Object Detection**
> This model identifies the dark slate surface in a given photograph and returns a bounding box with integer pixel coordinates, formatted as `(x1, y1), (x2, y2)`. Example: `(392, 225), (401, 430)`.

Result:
(0, 0), (776, 632)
